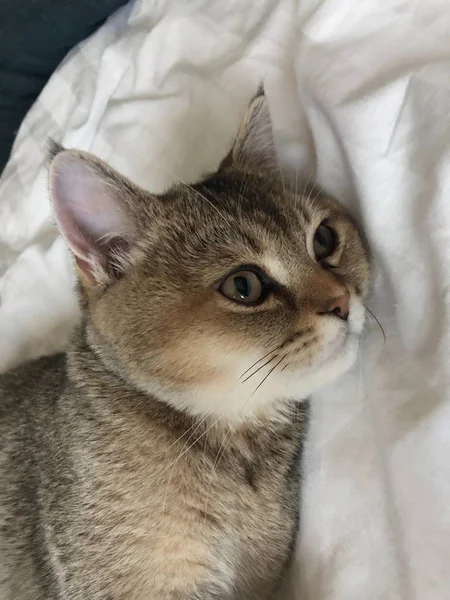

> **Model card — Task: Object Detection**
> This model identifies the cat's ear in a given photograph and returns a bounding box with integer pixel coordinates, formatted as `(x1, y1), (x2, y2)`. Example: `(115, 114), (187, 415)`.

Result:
(49, 146), (146, 286)
(223, 88), (278, 174)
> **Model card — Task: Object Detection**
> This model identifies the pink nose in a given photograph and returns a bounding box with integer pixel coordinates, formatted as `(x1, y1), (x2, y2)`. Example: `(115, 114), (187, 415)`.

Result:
(324, 293), (350, 321)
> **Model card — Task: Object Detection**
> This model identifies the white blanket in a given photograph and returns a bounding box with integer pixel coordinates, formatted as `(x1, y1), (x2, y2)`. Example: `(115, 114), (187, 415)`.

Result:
(1, 0), (449, 598)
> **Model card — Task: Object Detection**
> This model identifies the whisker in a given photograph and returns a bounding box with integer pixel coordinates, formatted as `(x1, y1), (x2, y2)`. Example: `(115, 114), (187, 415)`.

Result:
(311, 185), (324, 203)
(160, 460), (174, 520)
(237, 178), (248, 209)
(293, 167), (300, 208)
(212, 429), (232, 473)
(162, 414), (223, 476)
(169, 171), (231, 226)
(162, 350), (286, 481)
(203, 350), (288, 516)
(202, 427), (233, 518)
(250, 354), (287, 398)
(305, 176), (324, 207)
(365, 306), (386, 343)
(160, 412), (211, 523)
(190, 186), (231, 226)
(305, 179), (317, 203)
(278, 163), (286, 195)
(239, 346), (280, 379)
(166, 412), (210, 451)
(241, 354), (279, 383)
(301, 168), (314, 198)
(280, 362), (290, 372)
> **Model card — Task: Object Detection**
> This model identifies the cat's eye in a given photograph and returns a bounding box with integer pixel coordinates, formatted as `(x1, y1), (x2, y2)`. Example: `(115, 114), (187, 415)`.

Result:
(219, 269), (267, 305)
(313, 223), (338, 261)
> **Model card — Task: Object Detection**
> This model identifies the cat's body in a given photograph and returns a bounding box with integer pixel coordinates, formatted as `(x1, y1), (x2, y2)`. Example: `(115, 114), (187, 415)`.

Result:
(0, 92), (369, 599)
(0, 345), (305, 599)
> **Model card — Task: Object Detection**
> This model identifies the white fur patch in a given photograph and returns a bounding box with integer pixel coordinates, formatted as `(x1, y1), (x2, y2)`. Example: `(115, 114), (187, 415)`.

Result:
(153, 293), (366, 425)
(262, 255), (290, 286)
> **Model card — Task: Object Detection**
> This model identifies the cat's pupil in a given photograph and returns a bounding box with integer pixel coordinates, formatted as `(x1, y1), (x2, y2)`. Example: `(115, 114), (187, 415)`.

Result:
(316, 230), (327, 248)
(235, 276), (251, 298)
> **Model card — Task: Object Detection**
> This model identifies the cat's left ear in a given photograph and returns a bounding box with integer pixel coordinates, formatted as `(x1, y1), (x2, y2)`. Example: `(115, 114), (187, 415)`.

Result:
(49, 146), (150, 286)
(220, 88), (278, 175)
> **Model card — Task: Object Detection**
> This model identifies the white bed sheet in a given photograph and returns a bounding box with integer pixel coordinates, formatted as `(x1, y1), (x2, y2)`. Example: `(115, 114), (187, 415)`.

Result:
(1, 1), (449, 598)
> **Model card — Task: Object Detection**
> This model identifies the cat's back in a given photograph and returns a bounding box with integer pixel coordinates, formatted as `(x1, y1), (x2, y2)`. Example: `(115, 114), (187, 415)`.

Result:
(0, 353), (65, 415)
(0, 352), (67, 500)
(0, 354), (66, 600)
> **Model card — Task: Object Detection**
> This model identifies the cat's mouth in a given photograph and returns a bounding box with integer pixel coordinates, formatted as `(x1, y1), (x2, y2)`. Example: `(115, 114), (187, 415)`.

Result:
(282, 325), (347, 367)
(314, 326), (352, 367)
(281, 295), (365, 370)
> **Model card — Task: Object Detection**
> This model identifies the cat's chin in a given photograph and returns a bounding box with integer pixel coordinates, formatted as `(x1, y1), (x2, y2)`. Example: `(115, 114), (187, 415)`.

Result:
(136, 296), (366, 426)
(280, 330), (361, 402)
(147, 329), (362, 427)
(311, 294), (365, 368)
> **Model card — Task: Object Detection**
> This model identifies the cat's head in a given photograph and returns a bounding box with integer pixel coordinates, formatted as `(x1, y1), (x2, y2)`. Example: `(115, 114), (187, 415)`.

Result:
(49, 92), (369, 424)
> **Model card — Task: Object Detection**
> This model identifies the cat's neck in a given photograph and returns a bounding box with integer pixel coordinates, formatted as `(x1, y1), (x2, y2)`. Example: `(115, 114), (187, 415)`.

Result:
(65, 323), (304, 446)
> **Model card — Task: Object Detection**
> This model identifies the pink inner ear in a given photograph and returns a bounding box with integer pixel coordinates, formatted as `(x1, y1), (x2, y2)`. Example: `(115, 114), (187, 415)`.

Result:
(50, 152), (129, 269)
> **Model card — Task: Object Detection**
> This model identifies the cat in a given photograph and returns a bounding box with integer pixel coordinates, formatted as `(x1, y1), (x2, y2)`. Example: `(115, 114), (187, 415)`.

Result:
(0, 91), (369, 599)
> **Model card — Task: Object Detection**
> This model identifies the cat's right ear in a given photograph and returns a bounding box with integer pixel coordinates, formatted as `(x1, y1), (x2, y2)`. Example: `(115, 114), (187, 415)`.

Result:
(49, 146), (148, 287)
(220, 88), (278, 175)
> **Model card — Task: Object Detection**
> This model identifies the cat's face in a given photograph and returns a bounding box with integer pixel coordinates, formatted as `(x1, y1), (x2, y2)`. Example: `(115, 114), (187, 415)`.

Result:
(50, 93), (369, 423)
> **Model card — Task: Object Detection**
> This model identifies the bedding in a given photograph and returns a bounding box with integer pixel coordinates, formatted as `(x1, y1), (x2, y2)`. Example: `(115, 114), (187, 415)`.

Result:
(1, 0), (450, 598)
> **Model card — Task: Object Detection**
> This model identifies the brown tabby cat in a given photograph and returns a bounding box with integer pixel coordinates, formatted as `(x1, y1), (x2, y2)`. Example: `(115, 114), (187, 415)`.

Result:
(0, 92), (369, 599)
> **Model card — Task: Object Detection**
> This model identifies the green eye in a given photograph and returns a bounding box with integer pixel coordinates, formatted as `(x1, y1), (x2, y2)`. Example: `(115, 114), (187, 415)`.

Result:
(219, 270), (266, 304)
(313, 223), (338, 260)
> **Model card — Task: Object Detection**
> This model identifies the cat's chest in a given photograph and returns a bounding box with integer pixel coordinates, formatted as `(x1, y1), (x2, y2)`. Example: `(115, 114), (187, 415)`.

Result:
(77, 424), (302, 598)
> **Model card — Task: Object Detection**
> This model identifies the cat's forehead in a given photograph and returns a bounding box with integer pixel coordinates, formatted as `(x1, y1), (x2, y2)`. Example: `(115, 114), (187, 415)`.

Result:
(145, 174), (336, 285)
(166, 172), (319, 239)
(162, 183), (298, 251)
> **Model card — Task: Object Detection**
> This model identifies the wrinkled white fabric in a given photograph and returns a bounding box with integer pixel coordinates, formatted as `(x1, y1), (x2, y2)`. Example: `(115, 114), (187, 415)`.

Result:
(1, 1), (449, 598)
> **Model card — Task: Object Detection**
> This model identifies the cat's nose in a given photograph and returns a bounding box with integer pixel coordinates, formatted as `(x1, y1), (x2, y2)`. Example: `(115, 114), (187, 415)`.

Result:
(322, 293), (350, 321)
